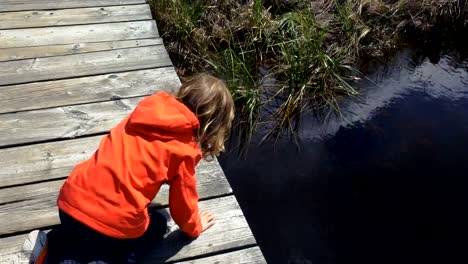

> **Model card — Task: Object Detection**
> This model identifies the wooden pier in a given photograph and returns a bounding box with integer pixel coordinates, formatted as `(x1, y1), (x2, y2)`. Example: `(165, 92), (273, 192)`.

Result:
(0, 1), (265, 263)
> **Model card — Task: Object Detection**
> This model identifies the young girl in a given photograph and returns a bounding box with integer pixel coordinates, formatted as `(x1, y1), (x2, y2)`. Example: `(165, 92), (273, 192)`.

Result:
(23, 74), (235, 263)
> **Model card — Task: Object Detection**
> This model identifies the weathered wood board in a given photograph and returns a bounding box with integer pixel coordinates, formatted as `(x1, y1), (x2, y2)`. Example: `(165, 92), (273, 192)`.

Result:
(0, 196), (257, 263)
(0, 5), (152, 29)
(0, 159), (232, 236)
(0, 39), (162, 62)
(0, 67), (175, 114)
(0, 1), (265, 263)
(0, 97), (143, 147)
(0, 45), (171, 86)
(175, 246), (266, 264)
(0, 0), (146, 12)
(143, 196), (257, 262)
(0, 136), (102, 187)
(0, 21), (159, 49)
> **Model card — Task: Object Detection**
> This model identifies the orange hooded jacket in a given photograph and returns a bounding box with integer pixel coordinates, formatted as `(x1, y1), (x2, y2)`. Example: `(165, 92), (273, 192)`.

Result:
(57, 92), (203, 239)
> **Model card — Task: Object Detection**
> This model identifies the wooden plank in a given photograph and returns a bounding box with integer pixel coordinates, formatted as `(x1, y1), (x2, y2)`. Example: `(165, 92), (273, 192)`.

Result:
(0, 160), (231, 236)
(0, 4), (152, 30)
(0, 67), (177, 114)
(0, 0), (146, 12)
(0, 38), (162, 62)
(0, 97), (143, 147)
(174, 247), (266, 264)
(0, 136), (101, 188)
(0, 21), (159, 49)
(0, 196), (256, 263)
(0, 234), (29, 264)
(0, 45), (171, 86)
(0, 158), (229, 205)
(0, 135), (227, 188)
(144, 196), (256, 262)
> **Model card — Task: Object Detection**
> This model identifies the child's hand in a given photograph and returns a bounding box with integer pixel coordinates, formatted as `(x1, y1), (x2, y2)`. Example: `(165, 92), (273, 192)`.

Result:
(200, 211), (215, 232)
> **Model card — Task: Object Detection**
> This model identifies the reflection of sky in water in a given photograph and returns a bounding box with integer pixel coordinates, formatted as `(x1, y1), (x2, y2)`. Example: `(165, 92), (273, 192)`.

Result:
(299, 50), (468, 141)
(220, 50), (468, 264)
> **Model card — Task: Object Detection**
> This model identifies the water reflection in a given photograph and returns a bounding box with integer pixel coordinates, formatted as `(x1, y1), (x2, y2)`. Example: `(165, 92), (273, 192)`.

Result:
(219, 50), (468, 264)
(299, 49), (468, 141)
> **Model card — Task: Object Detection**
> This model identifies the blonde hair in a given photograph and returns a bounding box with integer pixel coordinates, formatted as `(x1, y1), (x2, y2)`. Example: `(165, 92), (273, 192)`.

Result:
(177, 74), (234, 159)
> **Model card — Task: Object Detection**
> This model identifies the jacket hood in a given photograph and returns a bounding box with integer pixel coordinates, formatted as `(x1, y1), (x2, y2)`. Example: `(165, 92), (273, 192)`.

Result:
(126, 92), (199, 139)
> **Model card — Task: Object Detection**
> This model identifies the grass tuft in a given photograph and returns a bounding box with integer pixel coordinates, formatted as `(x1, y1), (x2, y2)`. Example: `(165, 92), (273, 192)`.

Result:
(150, 0), (468, 147)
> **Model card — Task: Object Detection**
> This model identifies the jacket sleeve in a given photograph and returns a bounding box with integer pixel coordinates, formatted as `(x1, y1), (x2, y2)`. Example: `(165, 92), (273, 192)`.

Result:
(169, 157), (202, 238)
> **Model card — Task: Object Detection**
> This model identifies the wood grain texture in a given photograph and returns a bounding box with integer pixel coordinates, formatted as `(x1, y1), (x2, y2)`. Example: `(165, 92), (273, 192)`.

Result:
(0, 99), (139, 146)
(0, 21), (158, 49)
(0, 196), (255, 263)
(0, 38), (162, 62)
(0, 159), (232, 236)
(0, 158), (230, 205)
(143, 196), (257, 263)
(0, 4), (152, 29)
(0, 234), (30, 264)
(175, 247), (266, 264)
(0, 135), (228, 188)
(0, 67), (178, 114)
(0, 0), (146, 12)
(0, 136), (102, 187)
(0, 1), (265, 262)
(0, 45), (171, 86)
(0, 97), (144, 147)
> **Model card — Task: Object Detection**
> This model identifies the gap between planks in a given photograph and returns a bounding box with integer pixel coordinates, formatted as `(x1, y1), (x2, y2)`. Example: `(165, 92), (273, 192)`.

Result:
(0, 196), (256, 264)
(0, 67), (178, 114)
(0, 45), (172, 86)
(0, 158), (232, 236)
(0, 96), (142, 148)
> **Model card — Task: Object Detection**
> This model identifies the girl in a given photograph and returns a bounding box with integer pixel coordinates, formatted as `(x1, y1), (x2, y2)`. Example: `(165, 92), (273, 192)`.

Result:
(23, 74), (235, 263)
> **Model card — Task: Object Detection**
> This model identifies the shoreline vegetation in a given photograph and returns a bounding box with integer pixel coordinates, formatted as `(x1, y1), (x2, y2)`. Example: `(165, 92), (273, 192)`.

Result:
(150, 0), (468, 144)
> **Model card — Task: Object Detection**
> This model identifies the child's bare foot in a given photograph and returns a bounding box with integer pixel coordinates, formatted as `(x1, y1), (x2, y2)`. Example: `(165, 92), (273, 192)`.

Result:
(200, 211), (215, 232)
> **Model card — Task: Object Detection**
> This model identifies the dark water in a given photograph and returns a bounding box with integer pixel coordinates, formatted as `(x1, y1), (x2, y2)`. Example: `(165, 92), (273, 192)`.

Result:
(218, 50), (468, 264)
